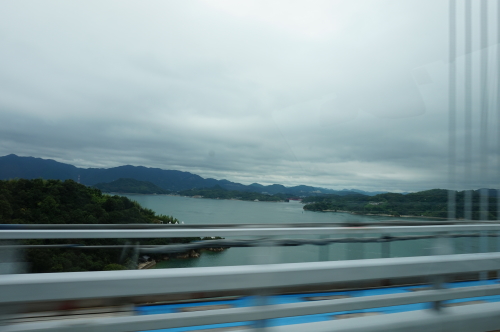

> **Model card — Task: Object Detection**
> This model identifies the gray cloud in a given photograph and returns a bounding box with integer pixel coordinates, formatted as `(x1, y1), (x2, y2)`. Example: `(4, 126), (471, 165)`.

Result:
(0, 0), (498, 192)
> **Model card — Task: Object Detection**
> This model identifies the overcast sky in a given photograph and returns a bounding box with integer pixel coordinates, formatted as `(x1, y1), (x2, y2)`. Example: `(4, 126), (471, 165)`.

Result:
(1, 0), (499, 192)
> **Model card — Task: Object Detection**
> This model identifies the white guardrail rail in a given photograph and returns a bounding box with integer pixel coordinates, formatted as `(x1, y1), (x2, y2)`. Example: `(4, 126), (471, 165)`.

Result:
(1, 223), (500, 332)
(1, 222), (500, 239)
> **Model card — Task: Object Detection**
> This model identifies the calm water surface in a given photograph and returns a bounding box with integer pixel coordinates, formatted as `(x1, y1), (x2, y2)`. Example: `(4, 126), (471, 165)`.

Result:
(121, 195), (475, 269)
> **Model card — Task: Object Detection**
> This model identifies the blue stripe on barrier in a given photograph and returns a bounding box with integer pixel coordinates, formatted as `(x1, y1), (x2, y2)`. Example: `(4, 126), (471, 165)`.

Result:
(136, 280), (500, 331)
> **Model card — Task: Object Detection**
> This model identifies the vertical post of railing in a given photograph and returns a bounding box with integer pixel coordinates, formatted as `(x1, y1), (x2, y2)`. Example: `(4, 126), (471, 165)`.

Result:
(346, 227), (363, 261)
(319, 235), (329, 261)
(381, 234), (390, 258)
(480, 231), (488, 253)
(432, 275), (446, 311)
(434, 232), (454, 256)
(465, 230), (472, 255)
(0, 242), (25, 326)
(481, 230), (488, 281)
(497, 230), (500, 280)
(347, 234), (364, 260)
(447, 0), (457, 223)
(359, 233), (364, 260)
(464, 0), (473, 223)
(252, 236), (276, 330)
(347, 237), (355, 261)
(445, 0), (457, 310)
(253, 294), (269, 330)
(479, 0), (489, 223)
(128, 242), (140, 269)
(432, 232), (453, 310)
(120, 241), (131, 264)
(497, 0), (500, 282)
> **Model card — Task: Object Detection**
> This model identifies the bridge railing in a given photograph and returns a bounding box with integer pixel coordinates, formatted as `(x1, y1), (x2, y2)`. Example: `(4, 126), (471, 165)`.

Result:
(2, 222), (500, 260)
(1, 253), (500, 331)
(2, 222), (500, 239)
(2, 223), (500, 331)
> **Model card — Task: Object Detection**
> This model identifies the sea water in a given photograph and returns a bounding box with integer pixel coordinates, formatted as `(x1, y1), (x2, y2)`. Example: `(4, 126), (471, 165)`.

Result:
(121, 195), (484, 268)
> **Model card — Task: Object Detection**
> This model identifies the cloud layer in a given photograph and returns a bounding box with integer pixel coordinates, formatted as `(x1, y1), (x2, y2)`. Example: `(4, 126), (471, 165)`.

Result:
(0, 0), (498, 192)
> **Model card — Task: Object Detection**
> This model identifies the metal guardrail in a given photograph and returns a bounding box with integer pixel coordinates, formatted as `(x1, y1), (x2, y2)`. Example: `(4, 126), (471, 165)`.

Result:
(1, 253), (500, 331)
(0, 233), (497, 254)
(2, 223), (500, 331)
(2, 223), (499, 257)
(1, 252), (500, 304)
(1, 223), (500, 239)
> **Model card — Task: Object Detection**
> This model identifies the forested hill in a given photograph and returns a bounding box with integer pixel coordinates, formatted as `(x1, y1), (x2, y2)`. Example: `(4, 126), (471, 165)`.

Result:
(93, 178), (169, 194)
(0, 179), (187, 273)
(303, 189), (499, 219)
(0, 178), (176, 224)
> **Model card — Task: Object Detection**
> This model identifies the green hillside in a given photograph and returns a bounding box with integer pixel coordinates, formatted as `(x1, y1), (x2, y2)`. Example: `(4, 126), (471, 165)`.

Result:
(93, 178), (170, 194)
(179, 185), (289, 202)
(0, 179), (193, 273)
(303, 189), (499, 219)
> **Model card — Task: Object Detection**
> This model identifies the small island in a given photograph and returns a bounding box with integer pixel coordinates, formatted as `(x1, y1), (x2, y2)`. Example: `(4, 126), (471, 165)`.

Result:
(179, 185), (290, 202)
(302, 189), (499, 220)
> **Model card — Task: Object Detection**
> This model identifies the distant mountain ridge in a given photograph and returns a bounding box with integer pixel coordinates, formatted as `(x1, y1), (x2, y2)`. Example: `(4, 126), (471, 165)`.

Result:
(93, 178), (169, 194)
(0, 154), (385, 196)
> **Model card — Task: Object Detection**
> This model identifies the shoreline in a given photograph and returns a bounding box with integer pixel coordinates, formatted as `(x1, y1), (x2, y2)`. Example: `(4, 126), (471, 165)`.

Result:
(140, 248), (228, 269)
(105, 192), (170, 195)
(116, 192), (287, 203)
(186, 197), (286, 203)
(316, 209), (447, 219)
(138, 260), (156, 269)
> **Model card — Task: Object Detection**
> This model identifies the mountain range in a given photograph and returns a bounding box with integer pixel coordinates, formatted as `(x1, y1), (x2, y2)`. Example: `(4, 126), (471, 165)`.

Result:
(0, 154), (387, 196)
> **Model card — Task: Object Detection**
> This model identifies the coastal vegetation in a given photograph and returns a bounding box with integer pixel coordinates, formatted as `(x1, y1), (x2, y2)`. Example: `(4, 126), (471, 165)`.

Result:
(0, 179), (200, 273)
(178, 185), (289, 202)
(303, 189), (498, 219)
(93, 178), (170, 194)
